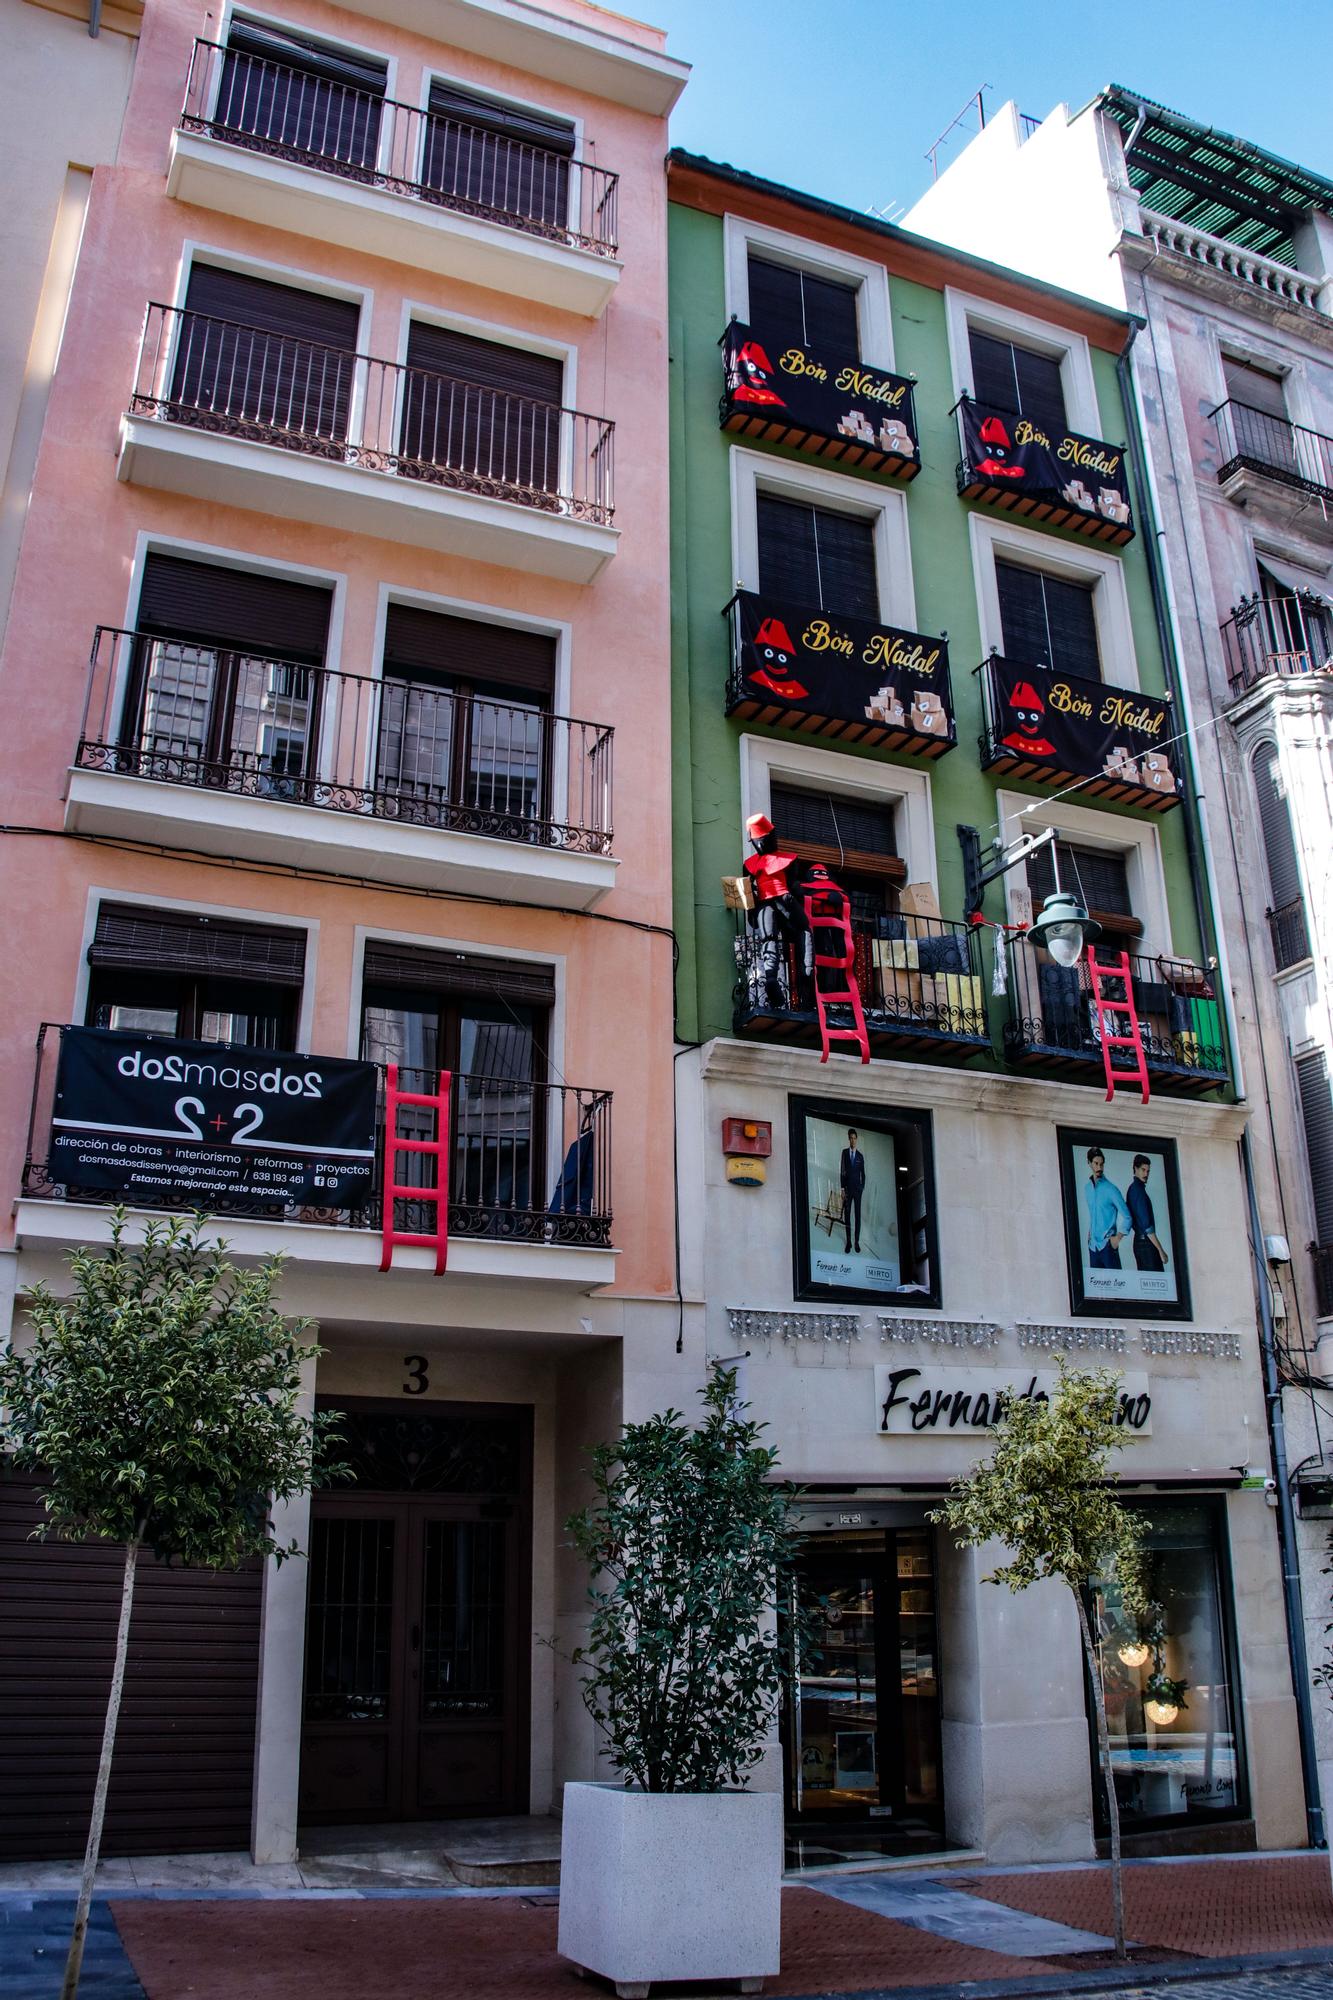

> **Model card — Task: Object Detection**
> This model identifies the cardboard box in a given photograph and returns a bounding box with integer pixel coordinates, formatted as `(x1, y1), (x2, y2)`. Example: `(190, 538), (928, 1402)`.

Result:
(910, 689), (949, 736)
(721, 874), (755, 912)
(899, 881), (942, 923)
(938, 973), (983, 1021)
(872, 938), (918, 972)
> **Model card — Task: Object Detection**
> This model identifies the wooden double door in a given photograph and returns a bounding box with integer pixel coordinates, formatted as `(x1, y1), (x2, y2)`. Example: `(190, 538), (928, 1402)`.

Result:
(300, 1402), (531, 1824)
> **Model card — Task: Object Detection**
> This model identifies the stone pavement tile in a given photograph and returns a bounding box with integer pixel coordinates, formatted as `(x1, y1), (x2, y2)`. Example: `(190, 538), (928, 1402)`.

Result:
(110, 1888), (1060, 1999)
(953, 1855), (1333, 1958)
(806, 1873), (1112, 1957)
(0, 1898), (144, 2000)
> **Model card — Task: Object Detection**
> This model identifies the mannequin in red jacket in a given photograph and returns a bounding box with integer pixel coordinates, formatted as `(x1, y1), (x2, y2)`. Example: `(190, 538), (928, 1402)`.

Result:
(743, 812), (813, 1009)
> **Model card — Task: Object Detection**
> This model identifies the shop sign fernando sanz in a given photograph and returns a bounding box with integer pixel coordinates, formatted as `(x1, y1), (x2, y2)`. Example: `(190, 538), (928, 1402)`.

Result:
(874, 1364), (1153, 1435)
(984, 655), (1181, 811)
(721, 320), (920, 478)
(48, 1027), (378, 1208)
(729, 589), (954, 755)
(959, 397), (1135, 544)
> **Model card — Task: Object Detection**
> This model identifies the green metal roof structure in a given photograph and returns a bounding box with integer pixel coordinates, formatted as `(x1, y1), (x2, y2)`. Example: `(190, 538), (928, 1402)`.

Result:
(1098, 85), (1333, 266)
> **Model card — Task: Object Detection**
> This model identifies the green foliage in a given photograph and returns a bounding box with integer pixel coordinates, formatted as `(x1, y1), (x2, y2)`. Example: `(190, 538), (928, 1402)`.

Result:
(931, 1362), (1146, 1607)
(566, 1368), (807, 1795)
(0, 1210), (338, 1566)
(1144, 1671), (1189, 1710)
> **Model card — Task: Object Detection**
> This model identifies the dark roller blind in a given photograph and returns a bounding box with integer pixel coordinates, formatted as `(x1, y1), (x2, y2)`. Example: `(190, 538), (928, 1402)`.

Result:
(383, 604), (554, 697)
(183, 264), (361, 351)
(1252, 741), (1304, 911)
(770, 784), (896, 857)
(1223, 355), (1288, 419)
(219, 23), (384, 172)
(88, 904), (307, 985)
(1296, 1052), (1333, 1246)
(1027, 841), (1132, 918)
(227, 19), (387, 93)
(756, 496), (878, 618)
(969, 329), (1067, 436)
(404, 323), (563, 403)
(136, 554), (332, 662)
(175, 266), (360, 446)
(401, 324), (563, 494)
(997, 561), (1100, 679)
(362, 940), (554, 1008)
(747, 256), (859, 357)
(426, 80), (574, 153)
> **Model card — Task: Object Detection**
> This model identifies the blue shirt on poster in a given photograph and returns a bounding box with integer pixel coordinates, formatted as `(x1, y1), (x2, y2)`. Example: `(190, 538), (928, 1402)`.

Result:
(1084, 1174), (1132, 1252)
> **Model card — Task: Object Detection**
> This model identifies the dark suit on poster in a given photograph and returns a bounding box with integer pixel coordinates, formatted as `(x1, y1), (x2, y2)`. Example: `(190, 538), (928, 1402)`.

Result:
(841, 1143), (866, 1255)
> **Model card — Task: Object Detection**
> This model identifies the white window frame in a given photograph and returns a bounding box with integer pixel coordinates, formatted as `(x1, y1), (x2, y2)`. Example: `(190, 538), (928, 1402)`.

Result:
(396, 299), (576, 497)
(995, 787), (1172, 958)
(74, 888), (319, 1053)
(739, 734), (937, 906)
(729, 446), (916, 629)
(969, 511), (1139, 689)
(943, 285), (1100, 438)
(214, 3), (398, 172)
(723, 214), (895, 371)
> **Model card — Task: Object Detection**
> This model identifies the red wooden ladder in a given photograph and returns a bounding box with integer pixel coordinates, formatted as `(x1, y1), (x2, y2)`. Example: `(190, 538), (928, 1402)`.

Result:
(803, 884), (870, 1065)
(1087, 948), (1150, 1104)
(379, 1063), (453, 1274)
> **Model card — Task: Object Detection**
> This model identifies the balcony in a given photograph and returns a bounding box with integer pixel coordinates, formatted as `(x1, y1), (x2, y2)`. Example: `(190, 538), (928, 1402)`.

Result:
(955, 395), (1135, 546)
(719, 321), (920, 480)
(1267, 897), (1312, 973)
(1210, 401), (1333, 536)
(65, 628), (616, 908)
(169, 40), (621, 318)
(723, 590), (954, 757)
(1003, 945), (1229, 1096)
(977, 653), (1181, 813)
(733, 912), (990, 1063)
(18, 1026), (614, 1288)
(1221, 592), (1333, 696)
(119, 304), (617, 583)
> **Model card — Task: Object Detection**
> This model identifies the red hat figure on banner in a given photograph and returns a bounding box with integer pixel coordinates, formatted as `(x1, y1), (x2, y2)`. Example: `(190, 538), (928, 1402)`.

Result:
(1000, 680), (1058, 758)
(748, 616), (809, 701)
(742, 811), (813, 1009)
(732, 340), (786, 407)
(974, 412), (1025, 480)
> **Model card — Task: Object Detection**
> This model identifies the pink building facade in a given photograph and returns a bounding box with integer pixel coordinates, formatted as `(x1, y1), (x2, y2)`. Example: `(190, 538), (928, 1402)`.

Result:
(0, 0), (686, 1863)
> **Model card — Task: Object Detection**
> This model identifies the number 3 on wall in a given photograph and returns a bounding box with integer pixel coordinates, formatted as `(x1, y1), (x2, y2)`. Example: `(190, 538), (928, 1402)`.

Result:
(403, 1356), (429, 1395)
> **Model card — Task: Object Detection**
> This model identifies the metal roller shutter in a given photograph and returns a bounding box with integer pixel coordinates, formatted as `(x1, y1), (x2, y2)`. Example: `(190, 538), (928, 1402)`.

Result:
(382, 604), (555, 698)
(1252, 741), (1304, 911)
(425, 80), (574, 154)
(362, 940), (554, 1008)
(176, 265), (361, 446)
(746, 256), (859, 357)
(136, 553), (332, 662)
(88, 905), (308, 985)
(0, 1477), (262, 1859)
(756, 495), (878, 618)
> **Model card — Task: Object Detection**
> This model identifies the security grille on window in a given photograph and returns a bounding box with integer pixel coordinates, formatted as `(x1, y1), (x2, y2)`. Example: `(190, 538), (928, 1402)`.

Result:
(996, 559), (1100, 680)
(756, 496), (878, 619)
(747, 255), (860, 358)
(969, 329), (1067, 437)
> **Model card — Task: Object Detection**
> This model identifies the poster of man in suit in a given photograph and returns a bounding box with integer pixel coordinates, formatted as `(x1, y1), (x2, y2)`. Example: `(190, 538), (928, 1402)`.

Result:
(1059, 1129), (1186, 1315)
(805, 1114), (899, 1293)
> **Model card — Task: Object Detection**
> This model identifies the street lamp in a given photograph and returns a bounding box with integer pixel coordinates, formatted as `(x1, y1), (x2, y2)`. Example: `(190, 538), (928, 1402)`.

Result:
(1025, 889), (1101, 968)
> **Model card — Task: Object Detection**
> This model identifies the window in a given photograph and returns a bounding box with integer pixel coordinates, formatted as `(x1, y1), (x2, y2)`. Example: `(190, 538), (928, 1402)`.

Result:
(1222, 355), (1293, 468)
(85, 903), (306, 1050)
(969, 328), (1066, 436)
(173, 264), (361, 446)
(423, 80), (574, 227)
(360, 942), (554, 1217)
(376, 604), (554, 826)
(770, 782), (902, 919)
(1296, 1052), (1333, 1251)
(996, 559), (1100, 679)
(789, 1097), (939, 1307)
(1026, 840), (1138, 940)
(1252, 742), (1309, 968)
(125, 553), (332, 792)
(399, 322), (563, 493)
(218, 19), (386, 171)
(756, 495), (878, 618)
(747, 255), (859, 357)
(1088, 1501), (1246, 1832)
(1257, 563), (1333, 672)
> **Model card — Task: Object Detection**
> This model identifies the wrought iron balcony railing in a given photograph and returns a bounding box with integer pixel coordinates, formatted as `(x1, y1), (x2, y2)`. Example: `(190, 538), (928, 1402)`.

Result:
(22, 1025), (612, 1248)
(75, 627), (614, 856)
(1210, 399), (1333, 501)
(1220, 592), (1333, 694)
(733, 910), (989, 1060)
(976, 652), (1181, 812)
(1266, 897), (1312, 972)
(180, 37), (619, 256)
(129, 303), (615, 524)
(1003, 943), (1228, 1094)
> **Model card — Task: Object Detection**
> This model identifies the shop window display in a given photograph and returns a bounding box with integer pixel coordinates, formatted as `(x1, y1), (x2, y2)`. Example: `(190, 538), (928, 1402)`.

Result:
(1088, 1501), (1245, 1830)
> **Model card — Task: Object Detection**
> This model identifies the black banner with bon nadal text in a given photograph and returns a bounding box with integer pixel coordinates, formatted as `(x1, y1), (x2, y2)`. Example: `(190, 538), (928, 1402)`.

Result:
(987, 656), (1178, 798)
(733, 590), (954, 747)
(48, 1027), (378, 1209)
(722, 320), (919, 470)
(961, 398), (1134, 535)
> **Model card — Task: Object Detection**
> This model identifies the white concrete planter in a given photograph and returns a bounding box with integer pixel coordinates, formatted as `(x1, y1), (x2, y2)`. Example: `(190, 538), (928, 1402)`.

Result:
(558, 1780), (783, 1996)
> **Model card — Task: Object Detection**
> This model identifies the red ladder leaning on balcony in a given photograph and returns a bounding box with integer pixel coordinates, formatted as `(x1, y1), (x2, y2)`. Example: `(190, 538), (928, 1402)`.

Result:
(380, 1064), (453, 1274)
(803, 871), (870, 1065)
(1087, 948), (1150, 1104)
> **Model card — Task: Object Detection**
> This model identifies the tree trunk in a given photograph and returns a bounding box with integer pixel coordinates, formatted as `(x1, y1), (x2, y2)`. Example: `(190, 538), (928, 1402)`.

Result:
(60, 1538), (139, 2000)
(1075, 1587), (1127, 1961)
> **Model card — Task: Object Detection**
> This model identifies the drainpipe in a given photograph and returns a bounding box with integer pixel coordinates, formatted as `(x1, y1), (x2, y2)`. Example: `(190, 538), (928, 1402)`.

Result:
(1242, 1125), (1326, 1848)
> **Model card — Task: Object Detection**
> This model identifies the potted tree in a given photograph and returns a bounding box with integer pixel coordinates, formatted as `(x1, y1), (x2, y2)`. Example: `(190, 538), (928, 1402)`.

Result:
(558, 1368), (805, 1998)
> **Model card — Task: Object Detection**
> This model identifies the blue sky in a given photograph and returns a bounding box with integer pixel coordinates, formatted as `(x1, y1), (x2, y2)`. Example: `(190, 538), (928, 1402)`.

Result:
(647, 0), (1333, 223)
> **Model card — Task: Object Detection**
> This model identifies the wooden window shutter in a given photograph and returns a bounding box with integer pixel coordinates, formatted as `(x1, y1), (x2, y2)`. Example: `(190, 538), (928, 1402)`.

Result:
(1252, 741), (1304, 911)
(136, 554), (332, 662)
(362, 940), (555, 1008)
(1296, 1052), (1333, 1247)
(382, 604), (555, 698)
(746, 256), (859, 357)
(88, 904), (307, 985)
